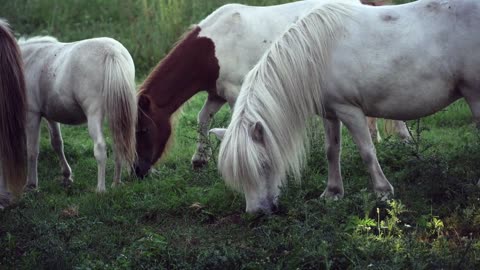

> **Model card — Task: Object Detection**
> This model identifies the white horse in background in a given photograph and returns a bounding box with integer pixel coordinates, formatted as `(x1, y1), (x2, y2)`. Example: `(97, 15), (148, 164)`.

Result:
(0, 19), (27, 209)
(19, 36), (137, 193)
(211, 0), (480, 213)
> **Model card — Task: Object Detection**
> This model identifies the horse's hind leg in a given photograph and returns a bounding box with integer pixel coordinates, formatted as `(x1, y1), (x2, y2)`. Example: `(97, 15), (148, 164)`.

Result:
(338, 107), (394, 199)
(47, 120), (73, 186)
(112, 153), (122, 188)
(0, 167), (11, 209)
(25, 113), (41, 190)
(87, 114), (107, 193)
(462, 91), (480, 186)
(191, 93), (226, 169)
(383, 120), (411, 141)
(320, 118), (344, 199)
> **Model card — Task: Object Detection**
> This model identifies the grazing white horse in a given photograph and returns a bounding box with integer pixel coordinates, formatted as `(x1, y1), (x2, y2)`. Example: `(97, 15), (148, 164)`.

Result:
(211, 0), (480, 213)
(19, 36), (137, 193)
(0, 19), (27, 209)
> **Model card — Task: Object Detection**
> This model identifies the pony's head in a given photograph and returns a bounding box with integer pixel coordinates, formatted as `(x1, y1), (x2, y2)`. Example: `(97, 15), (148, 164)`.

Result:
(134, 94), (172, 178)
(211, 116), (286, 214)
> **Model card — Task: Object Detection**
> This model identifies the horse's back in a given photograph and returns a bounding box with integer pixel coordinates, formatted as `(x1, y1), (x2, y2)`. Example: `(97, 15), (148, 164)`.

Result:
(325, 0), (480, 119)
(20, 37), (134, 124)
(198, 0), (330, 93)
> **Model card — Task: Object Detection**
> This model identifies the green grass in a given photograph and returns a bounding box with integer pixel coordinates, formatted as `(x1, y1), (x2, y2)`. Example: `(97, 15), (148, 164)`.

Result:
(2, 0), (480, 269)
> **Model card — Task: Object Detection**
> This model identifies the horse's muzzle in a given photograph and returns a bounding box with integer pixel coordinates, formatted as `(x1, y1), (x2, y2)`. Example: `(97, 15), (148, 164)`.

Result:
(134, 160), (151, 179)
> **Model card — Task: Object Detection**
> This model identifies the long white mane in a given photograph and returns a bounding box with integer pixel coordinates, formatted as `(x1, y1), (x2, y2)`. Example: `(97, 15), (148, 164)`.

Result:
(17, 35), (58, 44)
(218, 0), (358, 192)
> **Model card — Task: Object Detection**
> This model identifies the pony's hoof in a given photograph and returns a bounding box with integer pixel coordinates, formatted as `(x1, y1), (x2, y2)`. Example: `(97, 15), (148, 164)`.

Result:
(191, 158), (208, 170)
(24, 183), (38, 192)
(375, 189), (394, 201)
(320, 187), (344, 200)
(96, 187), (106, 193)
(111, 181), (123, 188)
(61, 178), (74, 187)
(0, 193), (12, 210)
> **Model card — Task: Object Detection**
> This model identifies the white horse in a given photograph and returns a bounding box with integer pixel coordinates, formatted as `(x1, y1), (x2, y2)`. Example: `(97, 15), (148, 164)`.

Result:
(19, 36), (137, 193)
(211, 0), (480, 213)
(0, 19), (27, 209)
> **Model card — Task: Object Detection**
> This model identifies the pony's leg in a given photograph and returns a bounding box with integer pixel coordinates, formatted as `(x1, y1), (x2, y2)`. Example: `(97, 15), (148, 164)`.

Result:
(0, 166), (10, 209)
(191, 94), (226, 169)
(112, 154), (122, 188)
(338, 108), (394, 198)
(384, 120), (411, 141)
(87, 115), (107, 193)
(367, 117), (381, 143)
(47, 120), (73, 186)
(25, 113), (41, 190)
(320, 118), (344, 199)
(393, 121), (411, 141)
(462, 93), (480, 186)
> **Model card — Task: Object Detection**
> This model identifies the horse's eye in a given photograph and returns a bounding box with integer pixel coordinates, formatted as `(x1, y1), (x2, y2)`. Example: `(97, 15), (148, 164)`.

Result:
(136, 128), (149, 134)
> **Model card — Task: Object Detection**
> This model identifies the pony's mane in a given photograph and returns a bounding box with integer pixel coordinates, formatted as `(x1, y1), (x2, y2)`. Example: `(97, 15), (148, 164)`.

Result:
(218, 0), (357, 192)
(137, 26), (197, 160)
(138, 25), (197, 95)
(17, 35), (58, 44)
(0, 18), (9, 28)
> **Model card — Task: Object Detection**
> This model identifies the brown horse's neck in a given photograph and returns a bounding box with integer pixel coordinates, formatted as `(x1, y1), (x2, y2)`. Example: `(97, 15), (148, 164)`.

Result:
(139, 26), (219, 115)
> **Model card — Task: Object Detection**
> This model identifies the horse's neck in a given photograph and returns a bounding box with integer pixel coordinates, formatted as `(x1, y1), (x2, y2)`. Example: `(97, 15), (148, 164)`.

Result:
(141, 27), (219, 114)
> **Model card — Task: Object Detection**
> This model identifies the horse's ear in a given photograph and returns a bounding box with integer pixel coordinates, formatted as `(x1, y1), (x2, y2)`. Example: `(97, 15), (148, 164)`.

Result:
(209, 128), (226, 141)
(250, 121), (264, 143)
(138, 95), (151, 111)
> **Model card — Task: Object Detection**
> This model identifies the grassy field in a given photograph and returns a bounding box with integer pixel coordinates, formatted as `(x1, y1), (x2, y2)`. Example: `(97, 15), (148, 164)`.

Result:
(2, 0), (480, 269)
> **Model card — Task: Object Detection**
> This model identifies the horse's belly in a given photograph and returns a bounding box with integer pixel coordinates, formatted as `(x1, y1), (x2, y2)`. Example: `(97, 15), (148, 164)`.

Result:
(43, 101), (87, 125)
(364, 90), (461, 120)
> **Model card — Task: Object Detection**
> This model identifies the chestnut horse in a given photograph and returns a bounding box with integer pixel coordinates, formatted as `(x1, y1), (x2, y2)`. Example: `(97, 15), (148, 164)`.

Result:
(0, 19), (27, 209)
(134, 0), (409, 177)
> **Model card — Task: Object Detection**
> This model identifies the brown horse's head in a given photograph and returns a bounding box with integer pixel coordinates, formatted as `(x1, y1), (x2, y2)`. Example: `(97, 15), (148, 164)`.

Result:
(133, 26), (219, 178)
(134, 94), (172, 178)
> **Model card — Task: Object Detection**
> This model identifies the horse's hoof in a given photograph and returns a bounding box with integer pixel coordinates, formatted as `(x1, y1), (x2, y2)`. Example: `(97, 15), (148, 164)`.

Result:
(191, 159), (208, 170)
(375, 189), (394, 201)
(0, 193), (12, 210)
(24, 184), (38, 192)
(320, 188), (344, 200)
(111, 181), (123, 188)
(61, 177), (74, 187)
(96, 187), (106, 193)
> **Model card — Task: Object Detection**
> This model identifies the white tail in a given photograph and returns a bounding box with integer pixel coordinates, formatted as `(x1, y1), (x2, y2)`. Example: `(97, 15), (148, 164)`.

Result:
(103, 52), (137, 168)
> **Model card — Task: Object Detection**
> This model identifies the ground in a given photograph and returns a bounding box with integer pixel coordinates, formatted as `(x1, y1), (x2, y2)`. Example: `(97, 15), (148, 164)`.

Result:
(1, 95), (480, 269)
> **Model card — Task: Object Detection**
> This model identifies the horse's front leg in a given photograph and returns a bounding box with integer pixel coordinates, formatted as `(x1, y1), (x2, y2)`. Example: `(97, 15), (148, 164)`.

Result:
(191, 93), (226, 169)
(87, 114), (107, 193)
(320, 118), (344, 199)
(47, 120), (73, 187)
(338, 107), (394, 199)
(25, 113), (41, 190)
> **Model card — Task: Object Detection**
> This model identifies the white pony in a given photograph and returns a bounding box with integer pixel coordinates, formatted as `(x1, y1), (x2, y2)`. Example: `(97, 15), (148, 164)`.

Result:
(19, 36), (137, 192)
(211, 0), (480, 213)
